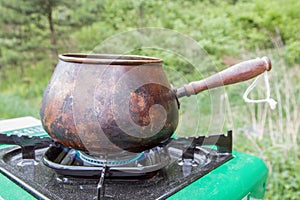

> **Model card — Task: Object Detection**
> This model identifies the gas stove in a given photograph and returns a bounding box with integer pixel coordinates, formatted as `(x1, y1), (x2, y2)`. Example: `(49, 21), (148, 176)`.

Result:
(0, 117), (268, 200)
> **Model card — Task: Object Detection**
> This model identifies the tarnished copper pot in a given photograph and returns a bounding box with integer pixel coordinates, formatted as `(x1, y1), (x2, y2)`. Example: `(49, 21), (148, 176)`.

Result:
(40, 53), (271, 156)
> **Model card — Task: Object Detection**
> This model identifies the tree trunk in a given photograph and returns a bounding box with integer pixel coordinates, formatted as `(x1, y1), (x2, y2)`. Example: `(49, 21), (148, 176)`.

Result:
(46, 1), (58, 64)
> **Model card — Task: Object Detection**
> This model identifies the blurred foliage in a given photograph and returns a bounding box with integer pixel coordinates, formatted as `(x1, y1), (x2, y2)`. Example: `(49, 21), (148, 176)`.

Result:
(1, 0), (299, 77)
(0, 0), (300, 199)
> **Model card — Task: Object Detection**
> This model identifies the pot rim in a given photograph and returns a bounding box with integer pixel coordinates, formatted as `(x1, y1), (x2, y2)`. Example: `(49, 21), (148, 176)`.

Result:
(59, 53), (163, 65)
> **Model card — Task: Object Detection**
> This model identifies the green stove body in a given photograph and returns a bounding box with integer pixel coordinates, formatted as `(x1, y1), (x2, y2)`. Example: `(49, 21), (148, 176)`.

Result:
(0, 117), (268, 200)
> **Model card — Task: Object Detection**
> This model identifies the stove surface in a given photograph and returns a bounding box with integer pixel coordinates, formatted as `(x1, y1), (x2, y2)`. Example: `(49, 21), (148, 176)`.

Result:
(0, 137), (232, 200)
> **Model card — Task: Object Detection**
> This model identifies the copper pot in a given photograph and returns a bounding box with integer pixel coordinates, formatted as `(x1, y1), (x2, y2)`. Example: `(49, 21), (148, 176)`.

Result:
(40, 53), (271, 156)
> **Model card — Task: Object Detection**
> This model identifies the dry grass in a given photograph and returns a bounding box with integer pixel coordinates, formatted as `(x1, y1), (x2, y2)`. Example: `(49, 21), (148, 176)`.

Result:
(176, 48), (300, 199)
(230, 53), (300, 199)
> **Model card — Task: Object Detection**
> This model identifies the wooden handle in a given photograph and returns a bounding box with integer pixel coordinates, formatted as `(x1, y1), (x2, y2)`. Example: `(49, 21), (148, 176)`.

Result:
(176, 56), (272, 98)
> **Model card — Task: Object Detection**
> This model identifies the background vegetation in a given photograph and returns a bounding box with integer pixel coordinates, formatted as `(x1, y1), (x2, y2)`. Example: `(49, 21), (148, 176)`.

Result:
(0, 0), (299, 199)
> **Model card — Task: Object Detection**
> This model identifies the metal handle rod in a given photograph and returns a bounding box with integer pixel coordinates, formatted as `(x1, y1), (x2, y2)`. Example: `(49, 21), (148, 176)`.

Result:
(97, 165), (107, 200)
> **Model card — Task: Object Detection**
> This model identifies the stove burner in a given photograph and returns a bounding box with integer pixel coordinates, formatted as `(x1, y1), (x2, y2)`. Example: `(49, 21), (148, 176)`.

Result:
(76, 150), (145, 166)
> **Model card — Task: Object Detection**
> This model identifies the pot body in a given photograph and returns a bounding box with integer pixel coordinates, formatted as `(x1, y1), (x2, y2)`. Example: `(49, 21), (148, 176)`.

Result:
(40, 54), (179, 156)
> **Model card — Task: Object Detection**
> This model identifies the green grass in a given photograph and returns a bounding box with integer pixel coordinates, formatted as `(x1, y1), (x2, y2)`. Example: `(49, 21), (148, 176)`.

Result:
(0, 93), (41, 119)
(0, 61), (52, 119)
